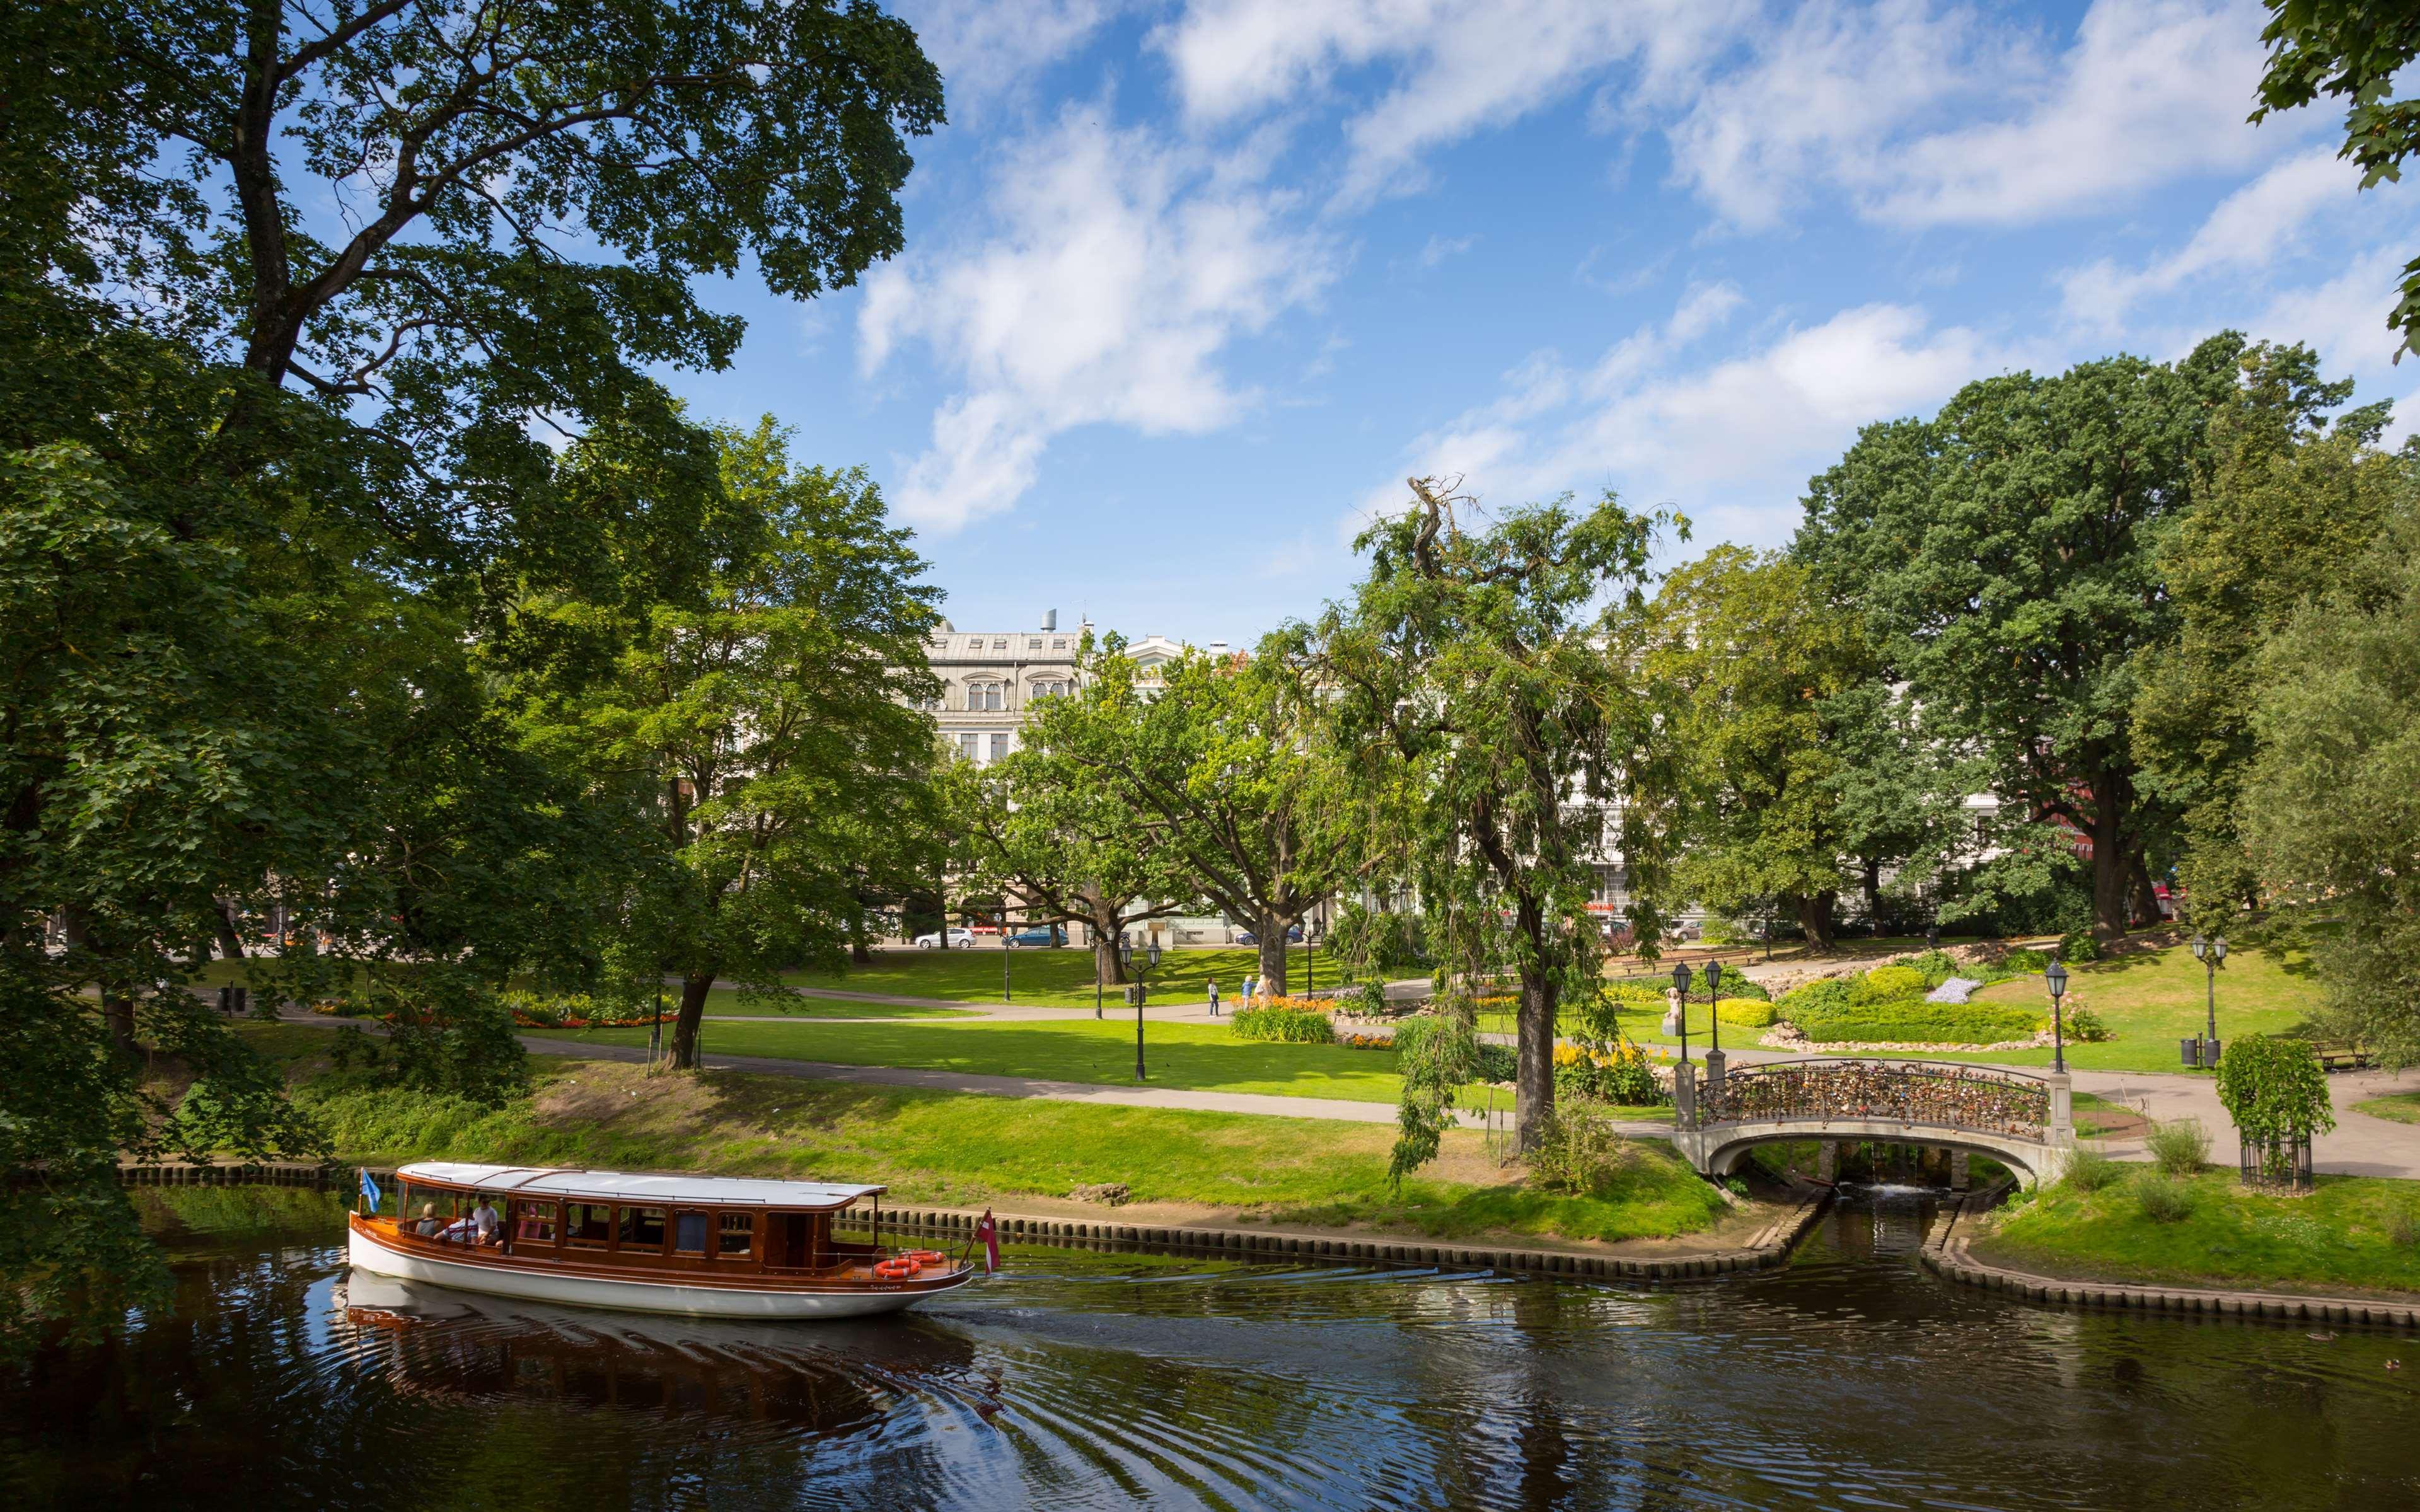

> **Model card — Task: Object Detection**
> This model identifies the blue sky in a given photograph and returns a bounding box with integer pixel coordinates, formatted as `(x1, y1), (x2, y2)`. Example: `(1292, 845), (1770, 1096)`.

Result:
(661, 0), (2419, 645)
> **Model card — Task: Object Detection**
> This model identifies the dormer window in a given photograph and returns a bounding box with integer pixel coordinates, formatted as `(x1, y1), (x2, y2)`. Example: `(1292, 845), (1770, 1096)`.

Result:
(991, 637), (1008, 649)
(1027, 637), (1043, 649)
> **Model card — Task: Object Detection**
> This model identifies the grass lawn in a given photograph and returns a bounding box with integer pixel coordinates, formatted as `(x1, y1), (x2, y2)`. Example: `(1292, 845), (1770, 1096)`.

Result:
(2356, 1092), (2420, 1126)
(286, 1050), (1729, 1246)
(688, 986), (975, 1020)
(526, 1015), (1409, 1102)
(1974, 1168), (2420, 1298)
(780, 945), (1331, 1007)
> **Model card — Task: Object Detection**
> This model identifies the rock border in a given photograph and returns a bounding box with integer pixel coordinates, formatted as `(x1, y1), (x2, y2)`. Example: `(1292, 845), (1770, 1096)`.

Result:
(1919, 1182), (2420, 1331)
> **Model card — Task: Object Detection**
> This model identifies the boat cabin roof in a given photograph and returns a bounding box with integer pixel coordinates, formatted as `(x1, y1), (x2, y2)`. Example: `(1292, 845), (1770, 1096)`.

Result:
(395, 1162), (886, 1211)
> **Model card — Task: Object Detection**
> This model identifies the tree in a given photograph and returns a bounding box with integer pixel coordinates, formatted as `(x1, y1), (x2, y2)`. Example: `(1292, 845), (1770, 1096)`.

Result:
(2251, 2), (2420, 359)
(551, 422), (941, 1068)
(1041, 639), (1348, 995)
(2238, 492), (2420, 1066)
(1796, 338), (2242, 943)
(1295, 478), (1678, 1156)
(2133, 342), (2402, 932)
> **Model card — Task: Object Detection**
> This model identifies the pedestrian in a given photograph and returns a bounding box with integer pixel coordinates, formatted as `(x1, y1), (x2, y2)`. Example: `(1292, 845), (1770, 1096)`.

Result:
(1207, 978), (1220, 1017)
(1242, 972), (1257, 1007)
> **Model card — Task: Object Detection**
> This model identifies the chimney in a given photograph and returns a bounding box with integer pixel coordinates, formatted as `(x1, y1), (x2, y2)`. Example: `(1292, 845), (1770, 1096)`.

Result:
(1042, 609), (1057, 632)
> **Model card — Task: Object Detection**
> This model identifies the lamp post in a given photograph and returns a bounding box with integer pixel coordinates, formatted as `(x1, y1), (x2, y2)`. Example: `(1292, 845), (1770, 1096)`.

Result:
(1703, 959), (1726, 1092)
(1670, 961), (1693, 1066)
(2190, 933), (2226, 1068)
(1003, 917), (1012, 1003)
(1123, 938), (1162, 1082)
(2044, 958), (2070, 1075)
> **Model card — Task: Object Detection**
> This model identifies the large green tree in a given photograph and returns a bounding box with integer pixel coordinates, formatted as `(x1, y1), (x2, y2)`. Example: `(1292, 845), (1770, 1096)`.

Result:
(1294, 478), (1677, 1155)
(2133, 342), (2403, 931)
(1797, 338), (2242, 942)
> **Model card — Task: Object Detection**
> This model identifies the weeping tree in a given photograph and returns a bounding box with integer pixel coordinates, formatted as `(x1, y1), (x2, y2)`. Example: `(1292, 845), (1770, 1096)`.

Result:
(1289, 478), (1679, 1159)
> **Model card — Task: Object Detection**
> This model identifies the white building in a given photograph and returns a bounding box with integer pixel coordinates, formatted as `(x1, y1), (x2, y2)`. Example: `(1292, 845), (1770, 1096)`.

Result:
(921, 610), (1205, 765)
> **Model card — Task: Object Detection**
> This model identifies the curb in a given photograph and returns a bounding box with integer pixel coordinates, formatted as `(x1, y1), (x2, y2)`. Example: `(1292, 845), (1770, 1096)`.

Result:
(117, 1160), (345, 1190)
(1919, 1183), (2420, 1331)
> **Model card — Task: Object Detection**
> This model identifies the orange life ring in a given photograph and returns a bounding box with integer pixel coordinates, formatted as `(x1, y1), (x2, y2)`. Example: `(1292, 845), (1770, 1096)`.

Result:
(873, 1258), (917, 1280)
(906, 1249), (947, 1265)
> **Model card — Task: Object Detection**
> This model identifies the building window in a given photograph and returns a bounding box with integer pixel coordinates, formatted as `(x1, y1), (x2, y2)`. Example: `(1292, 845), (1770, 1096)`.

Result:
(1028, 637), (1043, 649)
(957, 732), (979, 761)
(990, 734), (1010, 763)
(1031, 679), (1067, 701)
(966, 681), (1004, 712)
(992, 637), (1008, 649)
(1051, 638), (1067, 649)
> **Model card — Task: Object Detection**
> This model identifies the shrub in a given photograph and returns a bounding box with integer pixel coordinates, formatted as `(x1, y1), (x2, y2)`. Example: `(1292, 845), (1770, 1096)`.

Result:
(2215, 1036), (2338, 1148)
(1718, 978), (1771, 1003)
(1778, 977), (1851, 1016)
(1849, 965), (1928, 1005)
(2134, 1175), (2196, 1224)
(1475, 1042), (1517, 1083)
(2145, 1117), (2211, 1176)
(1790, 1001), (2041, 1046)
(1527, 1104), (1629, 1196)
(1714, 997), (1776, 1027)
(2058, 929), (2102, 963)
(1999, 947), (2051, 973)
(1229, 1007), (1335, 1044)
(1553, 1039), (1666, 1105)
(2063, 1146), (2124, 1192)
(2061, 1004), (2112, 1042)
(1908, 950), (1959, 988)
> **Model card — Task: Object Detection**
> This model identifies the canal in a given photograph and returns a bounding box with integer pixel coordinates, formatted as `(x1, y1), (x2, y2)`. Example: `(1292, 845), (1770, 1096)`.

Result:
(4, 1186), (2413, 1510)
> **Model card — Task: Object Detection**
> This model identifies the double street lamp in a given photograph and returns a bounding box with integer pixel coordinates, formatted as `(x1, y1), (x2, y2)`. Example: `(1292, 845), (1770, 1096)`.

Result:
(2190, 933), (2227, 1068)
(2044, 958), (2070, 1075)
(1670, 957), (1727, 1086)
(1121, 938), (1162, 1083)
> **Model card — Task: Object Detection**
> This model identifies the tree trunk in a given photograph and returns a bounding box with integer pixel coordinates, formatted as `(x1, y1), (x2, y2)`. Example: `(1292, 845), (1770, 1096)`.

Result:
(1514, 969), (1556, 1152)
(214, 900), (248, 961)
(1861, 858), (1882, 935)
(2089, 803), (2131, 945)
(671, 973), (714, 1069)
(1256, 911), (1290, 997)
(2128, 855), (2161, 930)
(848, 908), (873, 966)
(1795, 892), (1837, 952)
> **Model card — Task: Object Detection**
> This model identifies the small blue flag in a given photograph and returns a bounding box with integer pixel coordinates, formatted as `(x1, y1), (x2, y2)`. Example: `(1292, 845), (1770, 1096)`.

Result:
(359, 1168), (380, 1213)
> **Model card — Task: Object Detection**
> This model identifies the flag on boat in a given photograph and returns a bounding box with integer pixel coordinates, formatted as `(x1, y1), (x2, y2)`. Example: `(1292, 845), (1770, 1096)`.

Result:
(358, 1168), (381, 1213)
(975, 1208), (999, 1273)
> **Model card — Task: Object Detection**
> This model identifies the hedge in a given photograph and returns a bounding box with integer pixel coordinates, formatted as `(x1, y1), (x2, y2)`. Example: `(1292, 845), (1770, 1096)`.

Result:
(1790, 1001), (2042, 1046)
(1849, 965), (1928, 1005)
(1229, 1007), (1336, 1044)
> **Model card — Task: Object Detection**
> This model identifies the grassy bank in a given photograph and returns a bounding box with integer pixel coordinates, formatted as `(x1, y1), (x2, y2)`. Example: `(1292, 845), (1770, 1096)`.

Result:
(781, 945), (1312, 1007)
(527, 1016), (1407, 1103)
(286, 1051), (1728, 1247)
(2356, 1092), (2420, 1126)
(1973, 1169), (2420, 1299)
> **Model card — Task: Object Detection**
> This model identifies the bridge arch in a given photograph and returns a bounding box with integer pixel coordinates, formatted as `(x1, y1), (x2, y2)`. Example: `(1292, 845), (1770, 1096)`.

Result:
(1672, 1059), (2075, 1189)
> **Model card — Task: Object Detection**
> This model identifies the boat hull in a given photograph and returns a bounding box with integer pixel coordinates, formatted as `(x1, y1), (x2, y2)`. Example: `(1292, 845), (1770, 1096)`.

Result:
(346, 1227), (968, 1320)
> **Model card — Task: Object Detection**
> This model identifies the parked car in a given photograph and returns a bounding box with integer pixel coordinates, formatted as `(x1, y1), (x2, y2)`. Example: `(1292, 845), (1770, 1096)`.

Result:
(1233, 925), (1304, 946)
(1004, 926), (1064, 949)
(913, 928), (976, 949)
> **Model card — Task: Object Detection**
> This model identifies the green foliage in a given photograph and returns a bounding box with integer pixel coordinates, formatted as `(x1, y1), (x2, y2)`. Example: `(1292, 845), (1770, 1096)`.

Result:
(1227, 1007), (1336, 1045)
(2000, 947), (2052, 972)
(2058, 930), (2102, 964)
(1790, 1001), (2042, 1046)
(2064, 1146), (2126, 1193)
(1327, 903), (1430, 974)
(2146, 1117), (2213, 1177)
(1908, 949), (1958, 987)
(2134, 1175), (2197, 1225)
(2215, 1036), (2339, 1143)
(1388, 1007), (1479, 1189)
(1848, 964), (1928, 1005)
(1526, 1105), (1632, 1197)
(2061, 1005), (2114, 1043)
(1779, 977), (1852, 1016)
(1711, 998), (1778, 1028)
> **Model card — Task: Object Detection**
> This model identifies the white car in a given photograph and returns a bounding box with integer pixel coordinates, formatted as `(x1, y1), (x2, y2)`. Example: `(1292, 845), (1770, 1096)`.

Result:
(913, 928), (975, 949)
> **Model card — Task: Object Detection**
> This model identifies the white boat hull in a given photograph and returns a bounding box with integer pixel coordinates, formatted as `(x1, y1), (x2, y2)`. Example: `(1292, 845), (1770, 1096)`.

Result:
(346, 1228), (964, 1320)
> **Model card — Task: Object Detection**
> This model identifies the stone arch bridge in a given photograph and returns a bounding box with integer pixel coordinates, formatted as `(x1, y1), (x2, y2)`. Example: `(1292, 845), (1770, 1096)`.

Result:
(1671, 1059), (2075, 1188)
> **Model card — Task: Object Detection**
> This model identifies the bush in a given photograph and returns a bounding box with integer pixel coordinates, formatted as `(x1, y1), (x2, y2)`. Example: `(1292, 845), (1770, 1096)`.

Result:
(2134, 1175), (2196, 1224)
(2058, 928), (2102, 963)
(1714, 996), (1776, 1027)
(1849, 965), (1928, 1005)
(1718, 978), (1771, 1003)
(2145, 1117), (2211, 1176)
(1553, 1039), (1666, 1105)
(1474, 1042), (1517, 1083)
(2061, 1005), (2112, 1042)
(1229, 1007), (1335, 1044)
(1908, 950), (1959, 988)
(1778, 977), (1851, 1016)
(1999, 947), (2051, 973)
(1527, 1104), (1629, 1196)
(1789, 1001), (2042, 1046)
(2216, 1035), (2338, 1148)
(2064, 1146), (2124, 1192)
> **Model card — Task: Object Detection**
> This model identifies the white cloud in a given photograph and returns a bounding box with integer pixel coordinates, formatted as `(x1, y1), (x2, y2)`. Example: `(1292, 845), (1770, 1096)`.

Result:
(1669, 0), (2301, 232)
(859, 110), (1338, 531)
(2249, 245), (2411, 379)
(1417, 233), (1476, 268)
(891, 0), (1131, 117)
(2058, 149), (2360, 329)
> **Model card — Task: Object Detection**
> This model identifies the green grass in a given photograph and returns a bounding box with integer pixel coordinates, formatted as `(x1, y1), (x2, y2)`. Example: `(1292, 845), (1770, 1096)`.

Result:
(2356, 1092), (2420, 1126)
(1978, 1169), (2420, 1298)
(292, 1054), (1728, 1246)
(527, 1015), (1408, 1102)
(780, 945), (1332, 1007)
(681, 986), (976, 1020)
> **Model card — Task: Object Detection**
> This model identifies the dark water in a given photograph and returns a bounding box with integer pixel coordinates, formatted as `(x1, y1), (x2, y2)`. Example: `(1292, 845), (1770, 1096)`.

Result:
(6, 1186), (2416, 1511)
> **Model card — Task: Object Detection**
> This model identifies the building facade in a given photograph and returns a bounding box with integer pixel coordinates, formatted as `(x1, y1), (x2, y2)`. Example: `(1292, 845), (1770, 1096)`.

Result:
(922, 610), (1205, 765)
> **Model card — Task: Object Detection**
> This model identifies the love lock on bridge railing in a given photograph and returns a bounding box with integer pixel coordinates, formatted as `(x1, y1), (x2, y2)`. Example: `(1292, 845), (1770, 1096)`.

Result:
(1696, 1060), (2052, 1140)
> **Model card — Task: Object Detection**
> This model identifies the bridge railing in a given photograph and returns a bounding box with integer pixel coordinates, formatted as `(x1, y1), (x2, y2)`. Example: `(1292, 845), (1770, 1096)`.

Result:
(1697, 1061), (2052, 1140)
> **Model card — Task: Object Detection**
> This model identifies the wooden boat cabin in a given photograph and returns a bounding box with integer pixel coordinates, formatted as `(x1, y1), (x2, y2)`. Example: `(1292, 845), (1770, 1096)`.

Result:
(348, 1162), (971, 1319)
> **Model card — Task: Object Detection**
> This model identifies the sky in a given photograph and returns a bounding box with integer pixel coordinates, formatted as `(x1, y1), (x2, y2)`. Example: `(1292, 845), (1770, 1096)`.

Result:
(656, 0), (2420, 645)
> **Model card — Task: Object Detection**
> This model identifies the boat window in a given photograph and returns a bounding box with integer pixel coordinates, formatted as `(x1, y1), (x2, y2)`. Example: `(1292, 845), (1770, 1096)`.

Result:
(673, 1211), (709, 1255)
(717, 1212), (755, 1259)
(565, 1203), (613, 1249)
(618, 1206), (668, 1252)
(400, 1184), (457, 1238)
(512, 1200), (559, 1244)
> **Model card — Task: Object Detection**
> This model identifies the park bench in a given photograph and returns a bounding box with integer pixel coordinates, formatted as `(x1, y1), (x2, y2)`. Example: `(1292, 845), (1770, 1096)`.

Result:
(2313, 1042), (2374, 1072)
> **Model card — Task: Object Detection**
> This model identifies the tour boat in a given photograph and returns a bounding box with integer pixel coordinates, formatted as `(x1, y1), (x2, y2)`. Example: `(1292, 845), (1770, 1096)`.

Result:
(347, 1162), (975, 1320)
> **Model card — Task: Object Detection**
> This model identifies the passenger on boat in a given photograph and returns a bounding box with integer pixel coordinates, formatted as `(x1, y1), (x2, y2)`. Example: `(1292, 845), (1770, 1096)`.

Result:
(411, 1203), (442, 1237)
(472, 1196), (500, 1245)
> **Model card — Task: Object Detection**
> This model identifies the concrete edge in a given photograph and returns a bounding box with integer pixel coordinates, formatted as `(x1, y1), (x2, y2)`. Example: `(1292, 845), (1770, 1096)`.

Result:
(118, 1162), (1836, 1283)
(1918, 1183), (2420, 1332)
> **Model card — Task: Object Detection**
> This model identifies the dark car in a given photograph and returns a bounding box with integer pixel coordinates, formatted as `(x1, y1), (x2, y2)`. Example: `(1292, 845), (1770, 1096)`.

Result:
(1004, 926), (1064, 949)
(1233, 925), (1304, 946)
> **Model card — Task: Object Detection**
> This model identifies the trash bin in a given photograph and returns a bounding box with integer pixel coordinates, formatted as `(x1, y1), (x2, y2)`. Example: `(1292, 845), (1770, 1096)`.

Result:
(2203, 1037), (2223, 1069)
(2180, 1036), (2201, 1068)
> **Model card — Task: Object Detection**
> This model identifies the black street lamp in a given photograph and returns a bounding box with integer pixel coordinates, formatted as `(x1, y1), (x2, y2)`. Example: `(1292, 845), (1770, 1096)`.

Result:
(1123, 938), (1162, 1082)
(1703, 958), (1727, 1090)
(2044, 958), (2070, 1075)
(2191, 932), (2226, 1067)
(1670, 960), (1693, 1065)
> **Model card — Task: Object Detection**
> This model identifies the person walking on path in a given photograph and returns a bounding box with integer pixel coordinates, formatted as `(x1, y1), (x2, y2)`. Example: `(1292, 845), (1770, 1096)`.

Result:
(1207, 979), (1220, 1017)
(1242, 974), (1258, 1009)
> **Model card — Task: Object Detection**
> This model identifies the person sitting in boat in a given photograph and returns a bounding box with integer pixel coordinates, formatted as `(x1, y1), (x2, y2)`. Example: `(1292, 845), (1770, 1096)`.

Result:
(472, 1196), (501, 1246)
(410, 1203), (443, 1237)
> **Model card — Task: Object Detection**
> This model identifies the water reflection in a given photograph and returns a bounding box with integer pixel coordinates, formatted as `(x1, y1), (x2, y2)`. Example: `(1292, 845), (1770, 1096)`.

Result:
(4, 1189), (2416, 1511)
